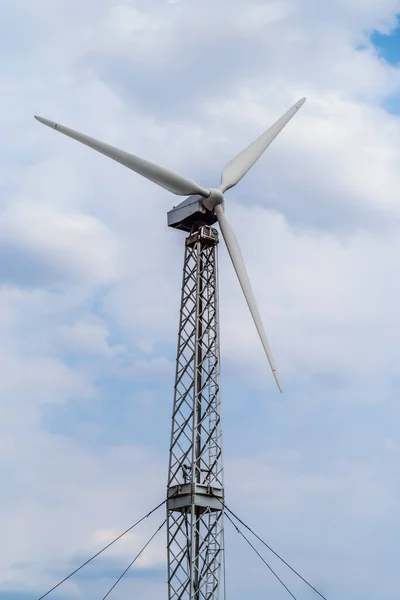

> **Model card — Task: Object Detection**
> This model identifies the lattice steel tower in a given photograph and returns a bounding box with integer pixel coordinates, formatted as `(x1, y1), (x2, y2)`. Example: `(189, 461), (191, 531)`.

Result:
(166, 200), (224, 600)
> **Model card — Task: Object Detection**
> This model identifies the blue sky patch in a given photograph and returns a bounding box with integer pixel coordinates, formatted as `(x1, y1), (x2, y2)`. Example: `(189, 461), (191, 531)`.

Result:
(371, 17), (400, 65)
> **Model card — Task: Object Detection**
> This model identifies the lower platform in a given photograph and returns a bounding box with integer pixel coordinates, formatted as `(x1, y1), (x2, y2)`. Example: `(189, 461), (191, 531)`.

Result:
(167, 482), (224, 513)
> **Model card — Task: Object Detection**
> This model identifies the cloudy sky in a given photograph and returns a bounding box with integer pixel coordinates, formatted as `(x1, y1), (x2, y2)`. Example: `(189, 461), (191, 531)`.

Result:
(1, 0), (400, 598)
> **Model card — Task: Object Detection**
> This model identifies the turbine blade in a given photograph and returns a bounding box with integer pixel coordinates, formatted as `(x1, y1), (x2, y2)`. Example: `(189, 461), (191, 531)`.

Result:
(34, 116), (209, 198)
(220, 98), (306, 193)
(214, 204), (282, 392)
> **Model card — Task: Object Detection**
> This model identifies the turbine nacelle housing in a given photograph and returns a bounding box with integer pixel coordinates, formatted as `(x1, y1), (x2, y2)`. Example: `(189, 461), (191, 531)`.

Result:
(167, 193), (218, 232)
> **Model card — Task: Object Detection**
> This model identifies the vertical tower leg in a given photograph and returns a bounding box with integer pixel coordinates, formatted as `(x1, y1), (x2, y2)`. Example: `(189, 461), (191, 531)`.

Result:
(167, 224), (224, 600)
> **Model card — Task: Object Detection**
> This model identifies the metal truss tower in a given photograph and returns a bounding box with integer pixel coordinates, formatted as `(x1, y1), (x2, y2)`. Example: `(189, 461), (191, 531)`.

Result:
(166, 215), (224, 600)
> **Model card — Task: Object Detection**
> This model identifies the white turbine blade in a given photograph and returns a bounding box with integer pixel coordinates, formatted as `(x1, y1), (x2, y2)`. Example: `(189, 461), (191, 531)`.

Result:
(220, 98), (306, 193)
(34, 116), (209, 198)
(214, 204), (282, 392)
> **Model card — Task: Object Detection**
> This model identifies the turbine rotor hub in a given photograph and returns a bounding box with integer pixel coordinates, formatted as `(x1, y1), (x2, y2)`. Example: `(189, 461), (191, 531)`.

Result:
(202, 188), (224, 212)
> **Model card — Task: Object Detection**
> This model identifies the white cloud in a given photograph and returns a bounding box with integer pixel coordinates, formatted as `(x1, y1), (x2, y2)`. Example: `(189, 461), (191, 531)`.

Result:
(219, 202), (400, 386)
(55, 320), (124, 357)
(0, 201), (120, 286)
(0, 435), (165, 594)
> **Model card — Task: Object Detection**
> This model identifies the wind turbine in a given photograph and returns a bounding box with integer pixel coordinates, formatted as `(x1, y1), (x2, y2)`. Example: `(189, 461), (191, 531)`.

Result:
(35, 97), (305, 600)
